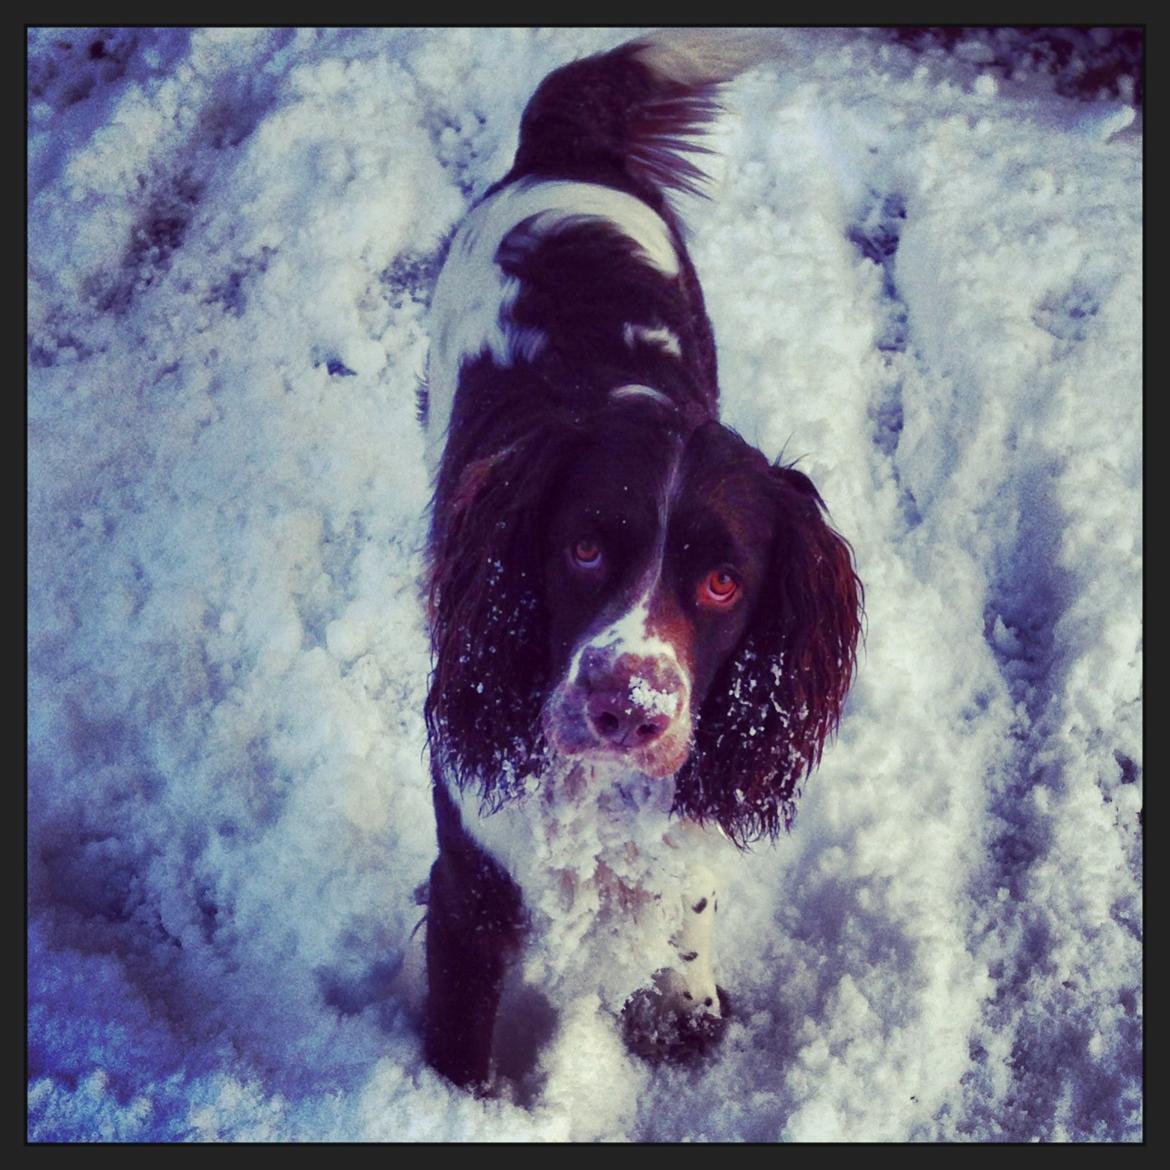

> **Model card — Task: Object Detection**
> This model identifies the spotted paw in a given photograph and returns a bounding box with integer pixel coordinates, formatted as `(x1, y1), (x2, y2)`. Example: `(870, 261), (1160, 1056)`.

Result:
(620, 983), (731, 1064)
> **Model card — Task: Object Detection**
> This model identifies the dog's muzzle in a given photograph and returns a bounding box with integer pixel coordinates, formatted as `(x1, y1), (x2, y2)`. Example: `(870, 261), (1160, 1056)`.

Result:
(547, 646), (691, 777)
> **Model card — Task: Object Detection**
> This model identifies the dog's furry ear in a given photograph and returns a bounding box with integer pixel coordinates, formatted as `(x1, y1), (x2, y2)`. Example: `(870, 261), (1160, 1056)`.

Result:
(425, 425), (568, 808)
(677, 465), (862, 845)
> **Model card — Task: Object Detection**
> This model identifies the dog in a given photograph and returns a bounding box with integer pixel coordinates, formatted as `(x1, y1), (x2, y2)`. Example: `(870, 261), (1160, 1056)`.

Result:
(419, 30), (863, 1090)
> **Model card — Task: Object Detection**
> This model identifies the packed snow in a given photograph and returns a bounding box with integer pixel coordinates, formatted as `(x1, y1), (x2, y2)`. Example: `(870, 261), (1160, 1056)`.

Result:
(28, 27), (1141, 1141)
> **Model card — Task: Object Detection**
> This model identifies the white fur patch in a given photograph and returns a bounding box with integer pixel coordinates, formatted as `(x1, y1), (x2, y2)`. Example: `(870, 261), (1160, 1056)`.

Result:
(425, 179), (679, 473)
(444, 763), (729, 1016)
(668, 860), (720, 1013)
(622, 322), (682, 357)
(608, 383), (674, 408)
(567, 595), (688, 696)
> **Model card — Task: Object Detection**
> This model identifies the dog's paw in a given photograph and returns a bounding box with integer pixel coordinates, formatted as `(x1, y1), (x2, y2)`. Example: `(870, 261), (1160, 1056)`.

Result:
(620, 981), (731, 1064)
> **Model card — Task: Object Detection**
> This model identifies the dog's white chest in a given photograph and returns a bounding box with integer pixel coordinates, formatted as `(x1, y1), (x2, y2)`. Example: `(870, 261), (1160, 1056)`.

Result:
(452, 763), (720, 1010)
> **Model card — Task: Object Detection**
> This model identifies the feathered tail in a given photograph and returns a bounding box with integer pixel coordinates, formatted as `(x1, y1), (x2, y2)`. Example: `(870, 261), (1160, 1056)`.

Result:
(507, 29), (792, 202)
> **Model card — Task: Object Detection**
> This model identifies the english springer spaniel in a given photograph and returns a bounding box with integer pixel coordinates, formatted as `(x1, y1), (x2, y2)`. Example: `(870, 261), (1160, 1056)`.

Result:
(420, 30), (863, 1090)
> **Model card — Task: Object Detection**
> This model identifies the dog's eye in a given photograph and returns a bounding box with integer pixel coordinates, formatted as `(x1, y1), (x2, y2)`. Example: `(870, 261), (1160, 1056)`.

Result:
(568, 539), (604, 571)
(699, 568), (739, 606)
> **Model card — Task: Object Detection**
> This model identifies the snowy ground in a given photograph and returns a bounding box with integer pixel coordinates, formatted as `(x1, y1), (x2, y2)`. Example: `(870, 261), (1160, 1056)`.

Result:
(27, 28), (1141, 1141)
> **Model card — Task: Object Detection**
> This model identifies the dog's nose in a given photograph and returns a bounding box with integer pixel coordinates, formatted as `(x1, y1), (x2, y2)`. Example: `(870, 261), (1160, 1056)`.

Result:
(578, 649), (684, 749)
(587, 689), (671, 747)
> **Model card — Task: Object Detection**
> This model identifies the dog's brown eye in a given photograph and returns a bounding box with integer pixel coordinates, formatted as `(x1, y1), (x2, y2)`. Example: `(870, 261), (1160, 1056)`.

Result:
(569, 539), (603, 570)
(700, 569), (739, 605)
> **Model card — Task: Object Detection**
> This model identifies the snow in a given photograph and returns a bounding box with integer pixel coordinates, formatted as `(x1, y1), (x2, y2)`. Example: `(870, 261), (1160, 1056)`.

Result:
(628, 676), (680, 718)
(27, 27), (1141, 1142)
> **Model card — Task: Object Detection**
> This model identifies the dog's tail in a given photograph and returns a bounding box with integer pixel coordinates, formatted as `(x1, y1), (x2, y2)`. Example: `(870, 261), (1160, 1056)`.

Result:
(509, 29), (792, 202)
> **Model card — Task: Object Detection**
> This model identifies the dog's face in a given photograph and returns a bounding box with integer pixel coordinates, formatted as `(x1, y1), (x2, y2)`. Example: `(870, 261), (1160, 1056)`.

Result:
(541, 410), (776, 777)
(426, 374), (860, 841)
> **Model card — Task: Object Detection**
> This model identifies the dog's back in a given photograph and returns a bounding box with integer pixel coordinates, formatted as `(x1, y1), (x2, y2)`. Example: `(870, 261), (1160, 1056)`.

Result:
(424, 31), (785, 479)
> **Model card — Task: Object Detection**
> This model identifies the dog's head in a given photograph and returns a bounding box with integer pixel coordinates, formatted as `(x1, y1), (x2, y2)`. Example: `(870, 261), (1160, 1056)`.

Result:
(426, 389), (861, 843)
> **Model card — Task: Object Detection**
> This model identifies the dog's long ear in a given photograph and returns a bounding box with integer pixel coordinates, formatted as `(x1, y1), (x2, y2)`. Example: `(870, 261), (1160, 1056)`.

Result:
(676, 465), (863, 845)
(425, 425), (569, 809)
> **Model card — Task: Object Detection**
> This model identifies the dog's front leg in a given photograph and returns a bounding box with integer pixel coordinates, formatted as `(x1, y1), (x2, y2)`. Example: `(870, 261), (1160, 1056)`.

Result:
(666, 863), (721, 1016)
(621, 861), (727, 1061)
(424, 790), (525, 1089)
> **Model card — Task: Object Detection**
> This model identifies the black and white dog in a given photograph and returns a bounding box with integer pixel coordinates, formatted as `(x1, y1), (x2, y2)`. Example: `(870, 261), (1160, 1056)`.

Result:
(420, 30), (862, 1090)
